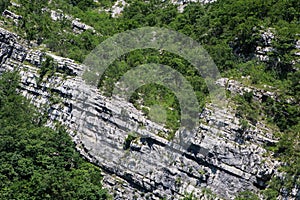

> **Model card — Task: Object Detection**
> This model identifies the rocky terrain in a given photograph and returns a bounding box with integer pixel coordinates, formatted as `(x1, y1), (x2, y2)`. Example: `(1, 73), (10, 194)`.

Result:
(0, 26), (290, 199)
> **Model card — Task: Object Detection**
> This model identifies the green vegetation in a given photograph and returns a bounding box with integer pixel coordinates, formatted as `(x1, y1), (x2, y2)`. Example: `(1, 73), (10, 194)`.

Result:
(181, 193), (197, 200)
(235, 190), (260, 200)
(0, 72), (109, 199)
(235, 92), (259, 125)
(263, 124), (300, 199)
(123, 132), (138, 150)
(130, 84), (181, 139)
(0, 0), (10, 13)
(201, 188), (217, 199)
(39, 55), (56, 81)
(1, 0), (299, 198)
(240, 119), (249, 132)
(5, 0), (298, 135)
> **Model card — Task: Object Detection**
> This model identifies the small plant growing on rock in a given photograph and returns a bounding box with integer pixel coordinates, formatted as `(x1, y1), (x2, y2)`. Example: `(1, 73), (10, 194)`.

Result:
(235, 190), (260, 200)
(123, 132), (138, 150)
(201, 188), (217, 200)
(198, 169), (205, 175)
(240, 119), (249, 131)
(243, 91), (253, 103)
(175, 177), (182, 186)
(182, 193), (197, 200)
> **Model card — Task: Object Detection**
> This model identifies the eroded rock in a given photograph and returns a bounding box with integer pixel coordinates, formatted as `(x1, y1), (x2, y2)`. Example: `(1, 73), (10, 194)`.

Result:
(0, 27), (296, 200)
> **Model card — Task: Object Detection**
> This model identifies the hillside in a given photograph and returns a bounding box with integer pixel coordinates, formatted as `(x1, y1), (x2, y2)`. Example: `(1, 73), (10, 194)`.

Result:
(0, 0), (299, 199)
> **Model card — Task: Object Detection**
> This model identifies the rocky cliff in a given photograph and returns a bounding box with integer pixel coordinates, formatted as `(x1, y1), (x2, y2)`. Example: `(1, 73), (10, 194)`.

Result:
(0, 27), (287, 199)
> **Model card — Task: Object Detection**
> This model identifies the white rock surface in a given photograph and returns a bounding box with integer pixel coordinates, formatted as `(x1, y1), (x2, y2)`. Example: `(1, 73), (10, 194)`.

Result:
(0, 27), (297, 200)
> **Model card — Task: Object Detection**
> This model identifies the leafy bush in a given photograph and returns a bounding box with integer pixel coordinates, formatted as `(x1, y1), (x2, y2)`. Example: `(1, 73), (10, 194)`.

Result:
(235, 190), (260, 200)
(0, 0), (10, 13)
(123, 132), (138, 150)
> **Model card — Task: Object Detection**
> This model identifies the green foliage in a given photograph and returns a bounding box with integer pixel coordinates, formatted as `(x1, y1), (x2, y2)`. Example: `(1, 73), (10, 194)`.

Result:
(0, 0), (10, 13)
(235, 190), (260, 200)
(201, 188), (217, 200)
(69, 0), (96, 11)
(262, 188), (279, 200)
(240, 119), (249, 131)
(263, 96), (300, 131)
(243, 91), (253, 103)
(272, 125), (299, 187)
(123, 132), (138, 150)
(2, 0), (300, 198)
(9, 0), (299, 78)
(39, 55), (56, 80)
(235, 93), (259, 125)
(0, 72), (110, 199)
(182, 193), (197, 200)
(130, 84), (181, 139)
(98, 49), (206, 137)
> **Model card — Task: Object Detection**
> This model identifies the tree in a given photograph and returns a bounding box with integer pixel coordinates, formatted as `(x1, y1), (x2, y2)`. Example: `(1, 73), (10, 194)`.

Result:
(0, 0), (10, 13)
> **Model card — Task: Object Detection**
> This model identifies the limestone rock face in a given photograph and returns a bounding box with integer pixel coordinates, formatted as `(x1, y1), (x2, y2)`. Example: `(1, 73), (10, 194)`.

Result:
(110, 0), (128, 18)
(255, 28), (275, 62)
(0, 27), (291, 200)
(40, 8), (95, 34)
(254, 28), (300, 66)
(216, 78), (278, 102)
(170, 0), (216, 12)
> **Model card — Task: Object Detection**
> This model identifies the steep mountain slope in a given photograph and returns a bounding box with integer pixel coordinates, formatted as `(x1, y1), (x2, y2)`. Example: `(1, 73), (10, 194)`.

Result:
(0, 26), (287, 199)
(0, 0), (299, 199)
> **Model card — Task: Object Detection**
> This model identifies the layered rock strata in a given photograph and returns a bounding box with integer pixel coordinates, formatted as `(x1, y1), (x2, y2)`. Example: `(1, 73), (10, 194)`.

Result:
(0, 27), (282, 200)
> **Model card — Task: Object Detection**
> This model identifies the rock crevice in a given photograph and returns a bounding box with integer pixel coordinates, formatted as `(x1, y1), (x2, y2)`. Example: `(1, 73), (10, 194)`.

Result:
(0, 27), (282, 200)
